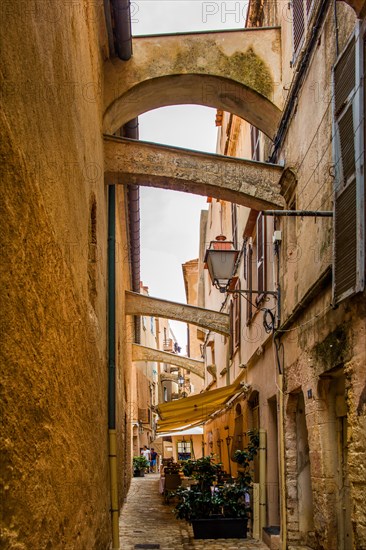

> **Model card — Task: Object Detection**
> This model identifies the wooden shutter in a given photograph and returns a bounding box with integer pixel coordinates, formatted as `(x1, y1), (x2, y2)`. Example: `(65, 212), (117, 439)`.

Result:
(243, 239), (247, 281)
(292, 0), (305, 54)
(234, 279), (241, 350)
(334, 179), (357, 299)
(229, 301), (234, 359)
(337, 104), (355, 183)
(231, 204), (238, 249)
(247, 244), (253, 323)
(334, 39), (355, 117)
(256, 213), (266, 302)
(306, 0), (314, 14)
(333, 27), (365, 303)
(251, 126), (260, 161)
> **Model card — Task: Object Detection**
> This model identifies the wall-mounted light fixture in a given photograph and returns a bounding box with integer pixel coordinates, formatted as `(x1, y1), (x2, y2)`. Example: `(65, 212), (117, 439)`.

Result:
(204, 235), (239, 293)
(204, 235), (280, 333)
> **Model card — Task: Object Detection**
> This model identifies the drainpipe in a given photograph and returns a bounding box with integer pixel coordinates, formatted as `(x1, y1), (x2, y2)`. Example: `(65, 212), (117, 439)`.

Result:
(122, 119), (141, 345)
(106, 3), (135, 546)
(259, 429), (267, 538)
(279, 374), (287, 550)
(110, 0), (132, 60)
(108, 184), (119, 549)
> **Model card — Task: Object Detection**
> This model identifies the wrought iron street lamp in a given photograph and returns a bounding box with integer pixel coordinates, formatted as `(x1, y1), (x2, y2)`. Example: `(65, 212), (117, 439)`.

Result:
(204, 234), (280, 334)
(204, 235), (239, 293)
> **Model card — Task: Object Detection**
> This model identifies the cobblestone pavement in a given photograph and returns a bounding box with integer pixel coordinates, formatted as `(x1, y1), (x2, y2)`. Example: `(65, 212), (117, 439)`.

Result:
(119, 473), (268, 550)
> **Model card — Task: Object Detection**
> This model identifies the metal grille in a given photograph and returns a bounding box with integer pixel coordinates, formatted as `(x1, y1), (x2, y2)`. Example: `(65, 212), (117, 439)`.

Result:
(293, 0), (305, 53)
(334, 38), (355, 116)
(338, 104), (355, 185)
(334, 178), (357, 301)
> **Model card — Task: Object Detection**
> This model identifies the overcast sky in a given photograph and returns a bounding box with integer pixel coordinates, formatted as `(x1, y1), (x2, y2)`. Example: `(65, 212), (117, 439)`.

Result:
(132, 1), (247, 352)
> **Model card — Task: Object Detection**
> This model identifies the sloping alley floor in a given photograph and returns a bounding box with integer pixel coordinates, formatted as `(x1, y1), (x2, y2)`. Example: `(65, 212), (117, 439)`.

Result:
(119, 473), (269, 550)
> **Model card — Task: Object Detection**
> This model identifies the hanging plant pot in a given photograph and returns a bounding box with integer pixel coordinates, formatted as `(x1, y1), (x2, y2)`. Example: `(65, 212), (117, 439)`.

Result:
(191, 517), (248, 539)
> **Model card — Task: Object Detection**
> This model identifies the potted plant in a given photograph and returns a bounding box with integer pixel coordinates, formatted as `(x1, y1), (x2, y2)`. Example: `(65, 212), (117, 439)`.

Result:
(173, 432), (259, 539)
(181, 455), (222, 490)
(133, 455), (149, 477)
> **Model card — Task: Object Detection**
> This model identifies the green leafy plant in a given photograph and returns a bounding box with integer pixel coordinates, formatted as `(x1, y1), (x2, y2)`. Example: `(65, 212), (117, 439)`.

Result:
(181, 455), (222, 491)
(174, 486), (221, 520)
(133, 455), (149, 471)
(219, 483), (250, 519)
(233, 429), (259, 487)
(173, 432), (259, 523)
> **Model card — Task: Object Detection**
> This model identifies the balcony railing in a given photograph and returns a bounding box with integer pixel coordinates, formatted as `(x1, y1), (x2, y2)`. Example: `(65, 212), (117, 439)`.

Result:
(163, 338), (174, 352)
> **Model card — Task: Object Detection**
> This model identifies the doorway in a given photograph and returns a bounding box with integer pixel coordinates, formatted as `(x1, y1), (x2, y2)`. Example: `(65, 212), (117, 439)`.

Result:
(296, 392), (314, 535)
(267, 396), (280, 527)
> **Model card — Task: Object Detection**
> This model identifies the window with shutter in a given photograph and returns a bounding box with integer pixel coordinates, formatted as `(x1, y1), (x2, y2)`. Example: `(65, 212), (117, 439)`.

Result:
(333, 23), (365, 303)
(231, 204), (238, 249)
(292, 0), (305, 55)
(251, 126), (260, 161)
(247, 244), (253, 324)
(229, 280), (241, 356)
(306, 0), (314, 14)
(234, 278), (241, 350)
(256, 213), (267, 303)
(229, 301), (234, 359)
(291, 0), (316, 59)
(243, 238), (248, 281)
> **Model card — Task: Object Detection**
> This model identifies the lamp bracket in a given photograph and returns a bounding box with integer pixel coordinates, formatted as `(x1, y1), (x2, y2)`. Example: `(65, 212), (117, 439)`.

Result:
(228, 289), (278, 296)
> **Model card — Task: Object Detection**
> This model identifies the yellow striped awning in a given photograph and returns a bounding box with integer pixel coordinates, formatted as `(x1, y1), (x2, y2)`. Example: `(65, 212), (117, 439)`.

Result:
(156, 381), (243, 433)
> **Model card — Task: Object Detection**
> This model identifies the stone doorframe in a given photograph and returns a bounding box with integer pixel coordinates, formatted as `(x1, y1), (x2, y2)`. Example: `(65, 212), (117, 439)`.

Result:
(284, 390), (315, 549)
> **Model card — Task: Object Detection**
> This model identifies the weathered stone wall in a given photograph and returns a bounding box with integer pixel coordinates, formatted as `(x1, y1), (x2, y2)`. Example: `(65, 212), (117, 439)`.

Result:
(116, 186), (134, 505)
(0, 2), (131, 548)
(277, 2), (366, 548)
(283, 295), (366, 549)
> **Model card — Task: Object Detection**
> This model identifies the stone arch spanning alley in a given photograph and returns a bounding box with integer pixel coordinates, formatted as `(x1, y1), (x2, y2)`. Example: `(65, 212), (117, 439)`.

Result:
(103, 28), (283, 139)
(103, 29), (285, 212)
(105, 27), (286, 340)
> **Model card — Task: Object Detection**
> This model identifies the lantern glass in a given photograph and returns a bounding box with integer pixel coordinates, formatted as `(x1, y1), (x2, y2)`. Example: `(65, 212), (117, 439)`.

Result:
(204, 243), (239, 291)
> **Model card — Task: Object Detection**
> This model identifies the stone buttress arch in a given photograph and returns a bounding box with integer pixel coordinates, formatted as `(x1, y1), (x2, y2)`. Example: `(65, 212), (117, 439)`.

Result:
(103, 29), (282, 138)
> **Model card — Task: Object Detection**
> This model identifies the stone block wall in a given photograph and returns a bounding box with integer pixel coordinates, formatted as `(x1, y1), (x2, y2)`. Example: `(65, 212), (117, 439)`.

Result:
(283, 296), (366, 549)
(0, 2), (132, 548)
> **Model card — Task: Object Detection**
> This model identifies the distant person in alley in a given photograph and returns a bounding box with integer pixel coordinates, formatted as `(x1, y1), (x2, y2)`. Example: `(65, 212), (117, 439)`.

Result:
(150, 448), (158, 473)
(141, 445), (150, 472)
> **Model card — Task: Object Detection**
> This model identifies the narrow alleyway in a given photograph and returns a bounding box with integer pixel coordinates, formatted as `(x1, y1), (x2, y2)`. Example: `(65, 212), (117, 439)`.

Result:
(119, 474), (269, 550)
